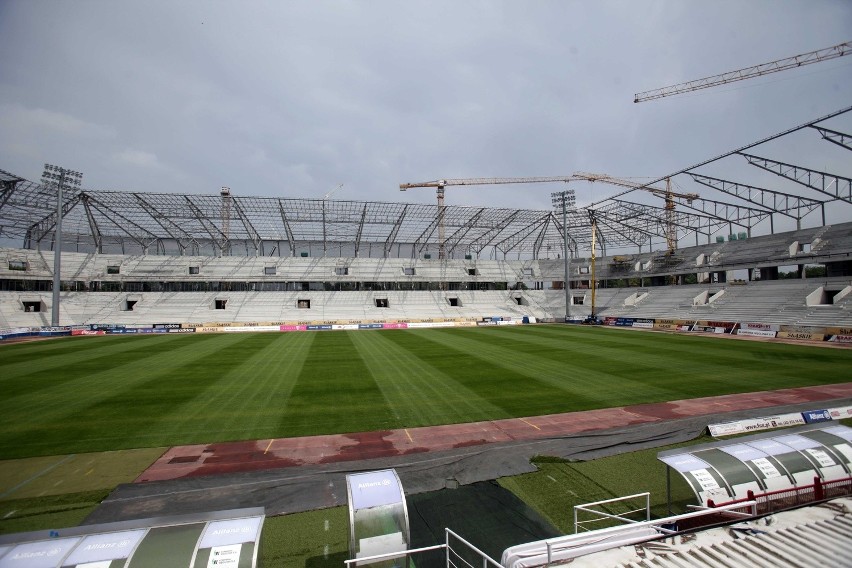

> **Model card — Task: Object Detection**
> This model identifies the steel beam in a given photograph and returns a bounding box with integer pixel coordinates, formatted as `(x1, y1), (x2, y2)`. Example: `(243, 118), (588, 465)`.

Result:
(810, 125), (852, 151)
(739, 153), (852, 203)
(689, 173), (825, 228)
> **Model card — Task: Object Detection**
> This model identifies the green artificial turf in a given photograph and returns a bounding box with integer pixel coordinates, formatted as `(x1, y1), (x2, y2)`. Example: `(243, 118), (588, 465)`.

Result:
(1, 326), (849, 459)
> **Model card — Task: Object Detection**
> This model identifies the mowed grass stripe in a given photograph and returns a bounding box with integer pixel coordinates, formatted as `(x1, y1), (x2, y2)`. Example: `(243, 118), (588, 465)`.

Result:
(379, 329), (588, 417)
(348, 330), (511, 427)
(0, 334), (233, 431)
(0, 334), (262, 457)
(277, 332), (396, 436)
(148, 332), (316, 445)
(449, 327), (678, 404)
(0, 327), (849, 459)
(492, 326), (767, 402)
(494, 325), (852, 403)
(0, 335), (191, 398)
(543, 326), (852, 391)
(64, 334), (270, 444)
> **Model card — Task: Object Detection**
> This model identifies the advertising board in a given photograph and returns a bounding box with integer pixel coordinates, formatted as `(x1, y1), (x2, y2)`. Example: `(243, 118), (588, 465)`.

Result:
(777, 331), (825, 341)
(708, 412), (805, 437)
(736, 329), (777, 338)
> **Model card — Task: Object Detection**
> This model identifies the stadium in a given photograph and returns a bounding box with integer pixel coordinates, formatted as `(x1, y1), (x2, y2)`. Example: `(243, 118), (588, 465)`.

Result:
(2, 25), (852, 566)
(2, 101), (852, 567)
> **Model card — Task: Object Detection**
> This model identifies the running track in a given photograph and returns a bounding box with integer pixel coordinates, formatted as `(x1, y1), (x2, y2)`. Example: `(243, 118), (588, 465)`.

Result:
(137, 382), (852, 482)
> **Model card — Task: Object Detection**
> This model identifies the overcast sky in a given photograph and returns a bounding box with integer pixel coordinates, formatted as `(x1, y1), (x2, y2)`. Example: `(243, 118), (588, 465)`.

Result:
(1, 1), (851, 222)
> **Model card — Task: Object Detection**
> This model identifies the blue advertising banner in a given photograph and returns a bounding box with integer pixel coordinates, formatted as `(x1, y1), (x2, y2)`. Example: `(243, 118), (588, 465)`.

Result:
(802, 409), (832, 424)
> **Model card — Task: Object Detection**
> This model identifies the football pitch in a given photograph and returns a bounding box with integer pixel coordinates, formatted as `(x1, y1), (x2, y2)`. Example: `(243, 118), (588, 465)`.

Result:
(1, 325), (850, 460)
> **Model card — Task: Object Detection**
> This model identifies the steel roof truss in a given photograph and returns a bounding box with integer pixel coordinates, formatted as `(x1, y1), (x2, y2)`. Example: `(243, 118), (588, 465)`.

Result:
(809, 125), (852, 152)
(739, 153), (852, 203)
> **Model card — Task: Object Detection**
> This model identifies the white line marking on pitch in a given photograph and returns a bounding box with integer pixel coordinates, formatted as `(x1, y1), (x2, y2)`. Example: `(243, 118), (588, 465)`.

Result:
(0, 455), (76, 499)
(3, 510), (16, 519)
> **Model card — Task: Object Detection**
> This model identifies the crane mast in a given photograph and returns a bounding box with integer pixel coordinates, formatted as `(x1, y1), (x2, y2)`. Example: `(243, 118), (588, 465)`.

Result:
(572, 172), (698, 255)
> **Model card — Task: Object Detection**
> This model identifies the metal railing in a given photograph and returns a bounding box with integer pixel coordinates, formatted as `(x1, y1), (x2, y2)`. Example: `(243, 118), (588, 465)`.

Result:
(343, 528), (502, 568)
(573, 492), (651, 534)
(502, 501), (757, 568)
(708, 475), (852, 516)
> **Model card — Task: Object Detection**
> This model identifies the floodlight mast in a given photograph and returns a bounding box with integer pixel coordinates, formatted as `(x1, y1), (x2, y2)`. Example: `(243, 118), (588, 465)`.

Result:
(551, 189), (576, 322)
(41, 163), (83, 326)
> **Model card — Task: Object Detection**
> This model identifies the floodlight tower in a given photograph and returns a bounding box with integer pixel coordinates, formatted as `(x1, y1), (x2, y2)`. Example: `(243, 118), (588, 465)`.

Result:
(41, 163), (83, 326)
(551, 188), (576, 322)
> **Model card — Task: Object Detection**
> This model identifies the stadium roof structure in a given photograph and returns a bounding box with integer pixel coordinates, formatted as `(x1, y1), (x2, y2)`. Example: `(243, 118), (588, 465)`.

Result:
(1, 106), (850, 259)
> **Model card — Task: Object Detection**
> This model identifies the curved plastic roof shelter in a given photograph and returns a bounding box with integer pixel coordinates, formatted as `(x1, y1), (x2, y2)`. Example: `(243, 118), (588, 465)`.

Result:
(659, 425), (852, 508)
(345, 469), (411, 564)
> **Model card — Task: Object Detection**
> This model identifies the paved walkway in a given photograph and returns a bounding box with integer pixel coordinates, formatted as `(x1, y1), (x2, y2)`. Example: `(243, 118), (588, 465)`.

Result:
(136, 382), (852, 482)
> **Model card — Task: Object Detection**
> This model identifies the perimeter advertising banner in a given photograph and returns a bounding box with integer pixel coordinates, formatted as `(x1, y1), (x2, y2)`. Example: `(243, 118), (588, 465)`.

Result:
(777, 331), (825, 341)
(653, 319), (686, 330)
(824, 326), (852, 336)
(409, 321), (456, 328)
(736, 329), (777, 338)
(221, 326), (281, 333)
(779, 324), (827, 334)
(802, 409), (832, 424)
(829, 406), (852, 420)
(693, 320), (736, 333)
(708, 412), (806, 437)
(740, 322), (780, 332)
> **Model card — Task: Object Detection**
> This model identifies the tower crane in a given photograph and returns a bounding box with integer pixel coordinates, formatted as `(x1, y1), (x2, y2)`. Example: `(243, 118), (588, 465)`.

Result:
(572, 172), (699, 255)
(399, 177), (575, 259)
(634, 40), (851, 103)
(322, 183), (344, 200)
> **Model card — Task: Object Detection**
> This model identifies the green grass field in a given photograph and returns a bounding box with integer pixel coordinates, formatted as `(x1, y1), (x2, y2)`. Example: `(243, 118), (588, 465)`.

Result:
(1, 326), (850, 460)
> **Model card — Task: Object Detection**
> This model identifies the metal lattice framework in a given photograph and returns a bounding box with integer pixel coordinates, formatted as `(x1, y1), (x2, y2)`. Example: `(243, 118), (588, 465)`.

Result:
(1, 106), (850, 259)
(0, 175), (691, 258)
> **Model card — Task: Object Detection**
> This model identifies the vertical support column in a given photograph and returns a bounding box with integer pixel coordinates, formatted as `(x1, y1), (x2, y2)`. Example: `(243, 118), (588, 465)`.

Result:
(51, 169), (65, 326)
